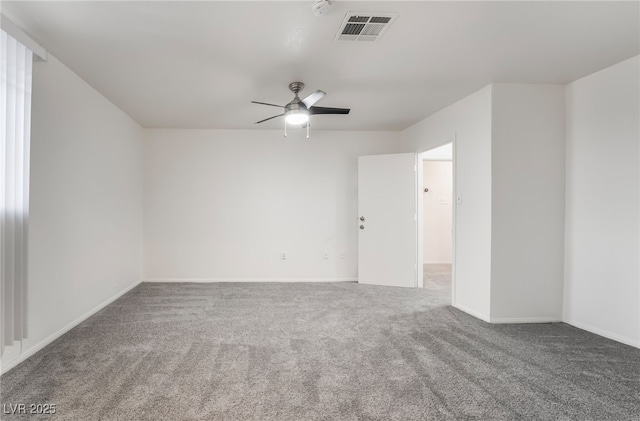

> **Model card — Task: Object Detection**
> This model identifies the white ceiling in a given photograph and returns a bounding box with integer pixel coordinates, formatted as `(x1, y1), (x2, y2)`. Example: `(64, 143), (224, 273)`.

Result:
(2, 1), (638, 131)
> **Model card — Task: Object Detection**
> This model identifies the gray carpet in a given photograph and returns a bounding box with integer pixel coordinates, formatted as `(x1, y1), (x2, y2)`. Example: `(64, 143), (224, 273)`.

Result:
(423, 263), (452, 292)
(1, 281), (639, 420)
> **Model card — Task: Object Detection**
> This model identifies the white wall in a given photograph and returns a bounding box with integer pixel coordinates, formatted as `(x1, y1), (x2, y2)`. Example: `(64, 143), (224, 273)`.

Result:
(422, 161), (453, 264)
(564, 56), (640, 347)
(490, 84), (566, 322)
(144, 129), (402, 281)
(403, 86), (493, 320)
(1, 54), (144, 372)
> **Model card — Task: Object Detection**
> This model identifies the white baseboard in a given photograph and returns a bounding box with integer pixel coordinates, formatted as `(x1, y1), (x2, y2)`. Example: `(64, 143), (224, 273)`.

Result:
(452, 302), (491, 322)
(0, 279), (142, 375)
(490, 316), (562, 324)
(143, 277), (358, 283)
(563, 318), (640, 348)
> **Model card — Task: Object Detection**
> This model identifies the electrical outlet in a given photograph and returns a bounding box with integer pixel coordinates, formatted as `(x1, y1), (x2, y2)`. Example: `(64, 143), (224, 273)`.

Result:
(323, 251), (329, 259)
(281, 251), (286, 260)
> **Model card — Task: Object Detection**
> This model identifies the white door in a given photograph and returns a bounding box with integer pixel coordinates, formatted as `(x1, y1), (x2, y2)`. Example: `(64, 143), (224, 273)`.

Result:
(358, 153), (417, 287)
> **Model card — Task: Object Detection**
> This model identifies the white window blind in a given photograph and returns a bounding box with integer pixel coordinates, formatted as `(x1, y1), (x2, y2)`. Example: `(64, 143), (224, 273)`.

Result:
(1, 29), (33, 356)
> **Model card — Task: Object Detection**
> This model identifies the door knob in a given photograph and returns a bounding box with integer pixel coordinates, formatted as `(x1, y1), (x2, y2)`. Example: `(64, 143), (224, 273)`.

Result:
(360, 216), (365, 222)
(360, 225), (365, 230)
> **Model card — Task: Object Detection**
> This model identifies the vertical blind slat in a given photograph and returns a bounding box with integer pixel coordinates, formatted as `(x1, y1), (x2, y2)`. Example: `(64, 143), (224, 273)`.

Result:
(1, 29), (33, 356)
(22, 42), (32, 339)
(4, 33), (17, 348)
(0, 30), (7, 353)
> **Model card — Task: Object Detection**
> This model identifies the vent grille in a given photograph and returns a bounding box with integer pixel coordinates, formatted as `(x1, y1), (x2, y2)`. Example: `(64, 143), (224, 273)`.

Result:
(335, 12), (397, 42)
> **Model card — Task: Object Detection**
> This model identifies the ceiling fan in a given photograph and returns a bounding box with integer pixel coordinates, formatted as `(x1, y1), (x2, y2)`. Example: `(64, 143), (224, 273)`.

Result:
(252, 82), (350, 137)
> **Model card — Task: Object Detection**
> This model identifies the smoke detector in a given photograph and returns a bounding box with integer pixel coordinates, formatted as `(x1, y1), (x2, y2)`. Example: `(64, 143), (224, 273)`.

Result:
(312, 0), (333, 17)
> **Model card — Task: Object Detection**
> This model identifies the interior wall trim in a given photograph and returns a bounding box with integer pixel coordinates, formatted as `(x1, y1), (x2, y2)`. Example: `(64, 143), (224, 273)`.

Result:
(453, 302), (491, 323)
(563, 318), (640, 349)
(489, 316), (562, 324)
(143, 278), (358, 283)
(0, 279), (142, 375)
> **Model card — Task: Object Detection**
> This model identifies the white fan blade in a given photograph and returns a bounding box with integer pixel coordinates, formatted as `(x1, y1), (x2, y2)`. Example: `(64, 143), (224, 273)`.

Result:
(301, 90), (326, 108)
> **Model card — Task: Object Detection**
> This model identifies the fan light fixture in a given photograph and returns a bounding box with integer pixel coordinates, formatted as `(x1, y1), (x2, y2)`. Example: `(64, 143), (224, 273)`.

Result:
(251, 82), (350, 139)
(285, 110), (309, 125)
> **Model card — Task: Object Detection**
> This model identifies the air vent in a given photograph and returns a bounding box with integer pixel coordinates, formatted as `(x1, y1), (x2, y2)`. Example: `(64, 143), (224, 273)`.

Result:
(335, 12), (397, 42)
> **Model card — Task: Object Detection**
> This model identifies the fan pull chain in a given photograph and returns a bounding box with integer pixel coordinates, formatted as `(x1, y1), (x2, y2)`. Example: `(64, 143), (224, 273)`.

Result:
(284, 119), (287, 138)
(307, 122), (310, 139)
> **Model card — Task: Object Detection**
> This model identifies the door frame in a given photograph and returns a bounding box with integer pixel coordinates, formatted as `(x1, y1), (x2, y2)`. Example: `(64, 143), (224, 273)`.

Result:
(416, 135), (456, 304)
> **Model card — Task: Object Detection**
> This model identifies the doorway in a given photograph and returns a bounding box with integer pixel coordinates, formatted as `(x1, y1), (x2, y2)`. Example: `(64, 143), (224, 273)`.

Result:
(417, 142), (454, 303)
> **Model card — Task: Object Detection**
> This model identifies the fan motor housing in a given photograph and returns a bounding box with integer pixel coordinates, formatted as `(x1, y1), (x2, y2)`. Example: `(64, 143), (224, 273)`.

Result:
(285, 100), (306, 113)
